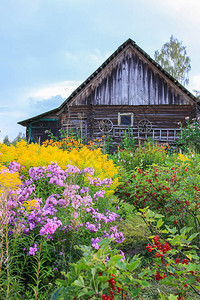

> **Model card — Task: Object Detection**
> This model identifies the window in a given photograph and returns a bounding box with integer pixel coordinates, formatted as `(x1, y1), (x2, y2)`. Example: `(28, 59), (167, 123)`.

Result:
(118, 113), (133, 126)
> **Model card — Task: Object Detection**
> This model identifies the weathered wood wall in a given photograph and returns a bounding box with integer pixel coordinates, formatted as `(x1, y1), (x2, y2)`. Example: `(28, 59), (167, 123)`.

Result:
(67, 47), (193, 107)
(60, 104), (195, 143)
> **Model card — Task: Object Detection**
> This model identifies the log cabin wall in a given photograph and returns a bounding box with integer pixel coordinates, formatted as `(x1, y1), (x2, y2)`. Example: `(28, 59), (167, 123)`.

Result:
(61, 104), (195, 143)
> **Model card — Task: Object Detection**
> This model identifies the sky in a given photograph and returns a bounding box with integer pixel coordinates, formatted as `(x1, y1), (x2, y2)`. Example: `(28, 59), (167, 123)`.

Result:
(0, 0), (200, 142)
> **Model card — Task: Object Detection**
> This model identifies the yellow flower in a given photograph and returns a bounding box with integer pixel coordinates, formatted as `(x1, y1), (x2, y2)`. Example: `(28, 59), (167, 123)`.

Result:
(23, 199), (39, 210)
(0, 141), (119, 196)
(178, 153), (190, 162)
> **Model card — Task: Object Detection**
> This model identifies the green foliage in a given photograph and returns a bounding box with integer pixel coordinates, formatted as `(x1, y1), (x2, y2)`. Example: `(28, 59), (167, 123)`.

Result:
(177, 118), (200, 153)
(111, 140), (169, 171)
(118, 128), (136, 151)
(138, 208), (200, 300)
(52, 239), (148, 299)
(52, 209), (200, 300)
(154, 35), (191, 86)
(116, 160), (200, 237)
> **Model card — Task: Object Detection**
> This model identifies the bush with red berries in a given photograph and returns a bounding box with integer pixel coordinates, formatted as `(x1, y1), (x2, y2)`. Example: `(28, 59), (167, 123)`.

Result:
(116, 163), (200, 237)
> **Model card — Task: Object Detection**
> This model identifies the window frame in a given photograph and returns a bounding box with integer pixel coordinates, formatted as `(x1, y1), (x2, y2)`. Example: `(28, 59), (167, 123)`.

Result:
(118, 113), (134, 126)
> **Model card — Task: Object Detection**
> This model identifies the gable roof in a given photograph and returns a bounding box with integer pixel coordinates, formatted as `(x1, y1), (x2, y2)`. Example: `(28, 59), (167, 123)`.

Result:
(19, 38), (197, 126)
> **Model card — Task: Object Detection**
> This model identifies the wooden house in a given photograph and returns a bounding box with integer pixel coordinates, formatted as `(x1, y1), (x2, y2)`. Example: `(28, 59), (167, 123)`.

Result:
(18, 38), (198, 145)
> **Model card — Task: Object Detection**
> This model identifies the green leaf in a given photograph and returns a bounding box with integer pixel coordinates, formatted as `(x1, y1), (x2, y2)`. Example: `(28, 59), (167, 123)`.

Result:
(140, 280), (150, 287)
(91, 268), (96, 278)
(165, 225), (177, 234)
(156, 219), (164, 228)
(168, 295), (178, 300)
(72, 275), (85, 288)
(77, 288), (89, 297)
(185, 263), (196, 272)
(126, 260), (140, 271)
(109, 255), (123, 265)
(116, 260), (127, 270)
(154, 213), (164, 218)
(188, 232), (199, 241)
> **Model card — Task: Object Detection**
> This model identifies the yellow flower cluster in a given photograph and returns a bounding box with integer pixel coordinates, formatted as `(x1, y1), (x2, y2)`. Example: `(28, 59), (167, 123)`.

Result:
(178, 153), (190, 162)
(0, 140), (119, 194)
(43, 137), (83, 151)
(23, 199), (39, 210)
(0, 165), (21, 196)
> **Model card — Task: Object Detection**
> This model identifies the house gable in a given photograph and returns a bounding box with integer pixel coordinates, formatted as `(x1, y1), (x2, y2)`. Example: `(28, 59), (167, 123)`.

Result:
(59, 39), (195, 110)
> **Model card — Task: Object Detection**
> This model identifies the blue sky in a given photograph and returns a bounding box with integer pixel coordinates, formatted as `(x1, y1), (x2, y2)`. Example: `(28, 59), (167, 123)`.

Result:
(0, 0), (200, 141)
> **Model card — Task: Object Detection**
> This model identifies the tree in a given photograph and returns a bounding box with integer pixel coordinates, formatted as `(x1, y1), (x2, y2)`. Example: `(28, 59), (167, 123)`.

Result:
(3, 135), (11, 146)
(154, 35), (191, 86)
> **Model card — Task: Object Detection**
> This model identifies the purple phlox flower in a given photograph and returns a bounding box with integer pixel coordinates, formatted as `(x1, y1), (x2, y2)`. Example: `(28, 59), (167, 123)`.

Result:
(83, 167), (95, 176)
(72, 211), (79, 219)
(46, 163), (67, 186)
(80, 187), (90, 194)
(85, 222), (101, 232)
(8, 161), (23, 173)
(71, 195), (82, 209)
(88, 177), (102, 186)
(105, 211), (119, 222)
(59, 252), (63, 255)
(81, 195), (93, 208)
(101, 178), (112, 188)
(53, 267), (59, 272)
(71, 184), (80, 191)
(39, 217), (62, 236)
(65, 165), (81, 174)
(119, 250), (125, 261)
(88, 177), (112, 188)
(103, 226), (125, 243)
(27, 243), (38, 256)
(45, 194), (60, 206)
(29, 166), (46, 180)
(93, 190), (105, 200)
(63, 185), (80, 205)
(91, 237), (100, 249)
(19, 184), (36, 202)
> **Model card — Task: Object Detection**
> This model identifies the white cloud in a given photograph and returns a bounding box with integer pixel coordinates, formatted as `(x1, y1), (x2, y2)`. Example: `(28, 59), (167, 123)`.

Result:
(65, 50), (111, 68)
(139, 0), (200, 27)
(158, 0), (200, 27)
(26, 80), (81, 100)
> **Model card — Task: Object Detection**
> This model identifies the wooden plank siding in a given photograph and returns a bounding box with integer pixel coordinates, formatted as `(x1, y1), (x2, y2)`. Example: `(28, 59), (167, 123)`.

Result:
(67, 47), (193, 108)
(59, 104), (195, 143)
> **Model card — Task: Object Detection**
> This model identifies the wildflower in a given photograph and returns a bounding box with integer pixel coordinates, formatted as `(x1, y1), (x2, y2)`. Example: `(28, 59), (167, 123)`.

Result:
(27, 244), (38, 256)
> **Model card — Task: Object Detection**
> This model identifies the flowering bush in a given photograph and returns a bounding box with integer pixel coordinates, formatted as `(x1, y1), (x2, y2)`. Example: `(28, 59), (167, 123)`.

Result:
(52, 210), (200, 300)
(177, 118), (200, 153)
(0, 140), (119, 196)
(111, 140), (169, 172)
(0, 159), (123, 298)
(140, 208), (200, 300)
(116, 159), (200, 236)
(52, 239), (147, 300)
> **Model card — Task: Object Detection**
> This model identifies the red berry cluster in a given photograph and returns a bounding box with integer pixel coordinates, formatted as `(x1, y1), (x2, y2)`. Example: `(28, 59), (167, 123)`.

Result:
(102, 274), (123, 300)
(147, 235), (171, 258)
(155, 271), (166, 281)
(174, 292), (184, 300)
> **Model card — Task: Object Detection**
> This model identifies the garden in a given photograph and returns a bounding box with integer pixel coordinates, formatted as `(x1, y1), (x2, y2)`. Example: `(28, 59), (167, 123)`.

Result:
(0, 119), (200, 299)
